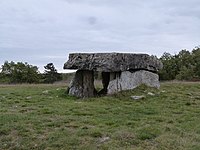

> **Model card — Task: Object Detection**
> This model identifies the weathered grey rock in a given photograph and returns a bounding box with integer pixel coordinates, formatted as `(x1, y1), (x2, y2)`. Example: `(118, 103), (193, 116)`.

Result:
(64, 53), (162, 98)
(107, 70), (160, 94)
(147, 92), (155, 96)
(131, 95), (145, 100)
(68, 70), (83, 97)
(98, 136), (110, 143)
(68, 70), (95, 97)
(26, 96), (32, 100)
(42, 90), (49, 94)
(64, 53), (163, 72)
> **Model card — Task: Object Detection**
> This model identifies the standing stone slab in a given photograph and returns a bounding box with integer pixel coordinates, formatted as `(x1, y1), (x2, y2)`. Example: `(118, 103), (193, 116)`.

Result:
(82, 70), (95, 97)
(68, 70), (83, 97)
(107, 70), (159, 94)
(68, 70), (95, 98)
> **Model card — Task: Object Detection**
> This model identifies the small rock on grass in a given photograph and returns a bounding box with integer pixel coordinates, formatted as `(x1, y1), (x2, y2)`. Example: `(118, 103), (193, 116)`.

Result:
(147, 92), (155, 96)
(131, 95), (145, 100)
(98, 137), (110, 143)
(42, 90), (49, 94)
(74, 101), (82, 104)
(26, 96), (32, 100)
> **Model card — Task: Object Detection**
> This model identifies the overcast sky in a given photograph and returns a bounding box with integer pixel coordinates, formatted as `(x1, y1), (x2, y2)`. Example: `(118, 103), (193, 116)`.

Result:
(0, 0), (200, 72)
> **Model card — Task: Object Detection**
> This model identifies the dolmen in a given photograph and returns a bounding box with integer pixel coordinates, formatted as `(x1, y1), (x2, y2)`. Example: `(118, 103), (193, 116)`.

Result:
(64, 53), (163, 98)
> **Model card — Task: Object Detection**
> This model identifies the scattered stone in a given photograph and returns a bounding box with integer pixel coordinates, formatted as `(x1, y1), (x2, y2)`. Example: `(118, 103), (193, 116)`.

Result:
(26, 96), (32, 100)
(42, 90), (49, 94)
(74, 101), (82, 104)
(131, 95), (145, 100)
(2, 96), (6, 99)
(147, 92), (155, 96)
(161, 90), (166, 93)
(187, 93), (191, 95)
(98, 136), (110, 143)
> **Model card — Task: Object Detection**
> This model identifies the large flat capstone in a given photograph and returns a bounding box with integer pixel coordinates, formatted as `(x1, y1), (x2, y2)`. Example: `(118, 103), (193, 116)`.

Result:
(64, 53), (163, 72)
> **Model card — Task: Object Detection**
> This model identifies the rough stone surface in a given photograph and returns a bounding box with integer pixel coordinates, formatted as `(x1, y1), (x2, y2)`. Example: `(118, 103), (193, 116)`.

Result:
(68, 70), (95, 97)
(147, 92), (155, 96)
(64, 53), (163, 72)
(131, 95), (145, 100)
(107, 70), (160, 94)
(82, 70), (95, 97)
(68, 70), (83, 97)
(98, 137), (110, 143)
(64, 53), (162, 98)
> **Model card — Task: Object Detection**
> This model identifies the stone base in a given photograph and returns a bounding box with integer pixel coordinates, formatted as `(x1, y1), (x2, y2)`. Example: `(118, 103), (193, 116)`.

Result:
(107, 70), (160, 94)
(68, 70), (160, 97)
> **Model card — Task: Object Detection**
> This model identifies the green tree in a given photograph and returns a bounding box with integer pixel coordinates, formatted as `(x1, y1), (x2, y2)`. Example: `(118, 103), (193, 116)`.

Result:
(43, 63), (62, 83)
(176, 66), (195, 80)
(174, 50), (195, 80)
(0, 61), (40, 83)
(192, 47), (200, 78)
(159, 47), (200, 81)
(176, 50), (193, 69)
(159, 52), (178, 80)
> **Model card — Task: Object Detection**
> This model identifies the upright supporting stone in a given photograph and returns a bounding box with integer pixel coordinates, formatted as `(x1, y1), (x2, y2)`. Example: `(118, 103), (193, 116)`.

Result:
(68, 70), (83, 97)
(107, 70), (160, 94)
(82, 70), (95, 97)
(68, 70), (95, 98)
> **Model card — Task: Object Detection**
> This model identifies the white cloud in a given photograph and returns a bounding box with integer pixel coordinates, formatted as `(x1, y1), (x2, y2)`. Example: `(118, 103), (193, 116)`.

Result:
(0, 0), (200, 72)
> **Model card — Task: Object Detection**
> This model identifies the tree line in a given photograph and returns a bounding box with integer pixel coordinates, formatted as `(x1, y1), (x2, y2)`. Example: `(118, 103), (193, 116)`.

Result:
(159, 46), (200, 81)
(1, 47), (200, 84)
(0, 62), (62, 84)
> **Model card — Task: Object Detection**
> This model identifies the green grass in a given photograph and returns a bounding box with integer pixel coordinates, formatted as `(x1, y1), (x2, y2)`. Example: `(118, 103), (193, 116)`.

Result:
(0, 82), (200, 150)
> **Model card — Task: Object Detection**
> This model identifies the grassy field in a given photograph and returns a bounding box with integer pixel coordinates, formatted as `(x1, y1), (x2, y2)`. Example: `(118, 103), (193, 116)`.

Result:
(0, 82), (200, 150)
